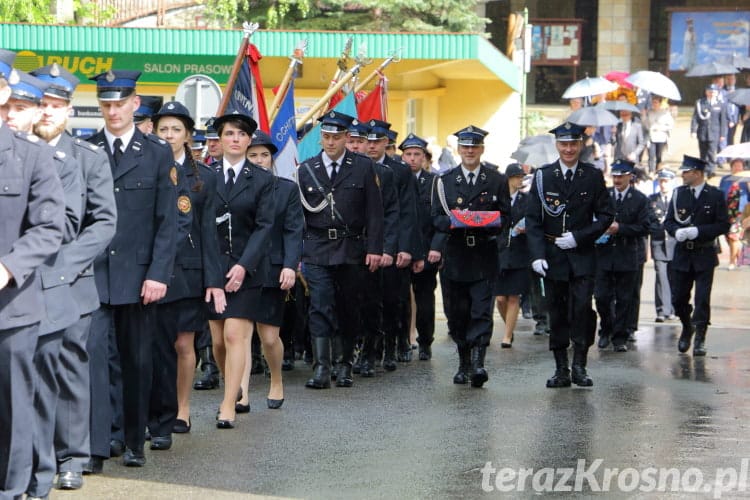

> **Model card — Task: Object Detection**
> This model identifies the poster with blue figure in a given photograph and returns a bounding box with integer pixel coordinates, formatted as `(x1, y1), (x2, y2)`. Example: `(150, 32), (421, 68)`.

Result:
(669, 11), (750, 72)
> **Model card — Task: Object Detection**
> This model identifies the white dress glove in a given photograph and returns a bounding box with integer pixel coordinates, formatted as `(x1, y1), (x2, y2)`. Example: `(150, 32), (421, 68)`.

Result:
(555, 232), (577, 250)
(685, 227), (699, 240)
(532, 259), (548, 277)
(675, 228), (688, 242)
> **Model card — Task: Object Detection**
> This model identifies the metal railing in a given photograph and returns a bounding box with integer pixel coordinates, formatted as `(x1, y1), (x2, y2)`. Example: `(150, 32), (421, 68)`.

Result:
(96, 0), (202, 26)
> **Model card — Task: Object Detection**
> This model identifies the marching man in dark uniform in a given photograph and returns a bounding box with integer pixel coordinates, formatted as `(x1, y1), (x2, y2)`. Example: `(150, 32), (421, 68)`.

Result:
(431, 125), (510, 388)
(526, 122), (614, 388)
(87, 70), (177, 468)
(691, 85), (727, 178)
(594, 159), (650, 352)
(664, 155), (729, 356)
(0, 50), (66, 500)
(30, 62), (117, 492)
(649, 169), (677, 323)
(297, 111), (384, 389)
(400, 133), (438, 360)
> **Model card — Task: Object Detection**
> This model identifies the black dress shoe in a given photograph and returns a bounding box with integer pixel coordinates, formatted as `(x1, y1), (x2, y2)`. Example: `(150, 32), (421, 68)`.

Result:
(397, 350), (412, 362)
(336, 363), (354, 387)
(216, 419), (235, 429)
(267, 398), (284, 409)
(546, 369), (572, 388)
(282, 359), (294, 371)
(235, 402), (251, 414)
(571, 365), (594, 387)
(193, 372), (219, 390)
(597, 335), (611, 349)
(383, 358), (397, 371)
(82, 456), (104, 475)
(655, 316), (665, 323)
(173, 418), (191, 434)
(109, 439), (125, 457)
(122, 449), (146, 467)
(627, 332), (636, 342)
(359, 360), (376, 377)
(418, 346), (432, 360)
(613, 344), (628, 352)
(56, 471), (83, 490)
(150, 436), (172, 451)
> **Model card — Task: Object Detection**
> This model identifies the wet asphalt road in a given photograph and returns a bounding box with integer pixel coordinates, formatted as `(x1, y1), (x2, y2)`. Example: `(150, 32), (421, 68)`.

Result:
(52, 262), (750, 499)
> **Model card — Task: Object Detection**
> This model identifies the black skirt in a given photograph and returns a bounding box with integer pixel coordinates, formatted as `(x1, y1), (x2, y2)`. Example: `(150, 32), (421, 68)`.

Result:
(209, 286), (263, 321)
(173, 297), (208, 332)
(493, 267), (529, 296)
(253, 287), (287, 327)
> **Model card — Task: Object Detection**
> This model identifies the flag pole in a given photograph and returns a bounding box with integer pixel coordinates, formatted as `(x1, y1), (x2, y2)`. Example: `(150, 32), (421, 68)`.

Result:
(354, 49), (401, 93)
(296, 45), (371, 131)
(269, 39), (307, 125)
(311, 37), (353, 123)
(217, 21), (259, 116)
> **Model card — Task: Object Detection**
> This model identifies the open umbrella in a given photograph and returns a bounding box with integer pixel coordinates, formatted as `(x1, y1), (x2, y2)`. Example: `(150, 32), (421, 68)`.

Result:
(625, 71), (681, 101)
(721, 53), (750, 70)
(728, 89), (750, 107)
(685, 61), (738, 77)
(511, 135), (558, 167)
(562, 77), (619, 99)
(719, 143), (750, 159)
(601, 101), (641, 113)
(604, 71), (632, 89)
(567, 103), (619, 127)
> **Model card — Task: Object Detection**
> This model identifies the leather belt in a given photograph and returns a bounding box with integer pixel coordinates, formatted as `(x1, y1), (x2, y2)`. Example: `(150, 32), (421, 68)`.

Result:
(451, 231), (495, 247)
(306, 227), (363, 241)
(682, 241), (714, 250)
(544, 233), (559, 242)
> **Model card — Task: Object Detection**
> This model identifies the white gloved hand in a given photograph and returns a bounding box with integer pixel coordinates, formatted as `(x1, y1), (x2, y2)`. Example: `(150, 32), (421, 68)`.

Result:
(675, 228), (688, 242)
(555, 232), (577, 250)
(685, 227), (699, 240)
(532, 259), (549, 277)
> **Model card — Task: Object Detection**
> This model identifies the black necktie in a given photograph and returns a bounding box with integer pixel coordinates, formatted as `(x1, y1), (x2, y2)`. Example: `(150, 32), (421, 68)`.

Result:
(226, 168), (235, 192)
(330, 161), (338, 183)
(616, 192), (623, 207)
(690, 187), (696, 199)
(468, 172), (475, 186)
(565, 169), (573, 185)
(113, 138), (123, 166)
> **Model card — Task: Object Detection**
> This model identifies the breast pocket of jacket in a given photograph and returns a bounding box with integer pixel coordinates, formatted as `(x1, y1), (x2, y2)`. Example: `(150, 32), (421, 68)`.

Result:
(0, 178), (23, 197)
(123, 178), (155, 210)
(340, 181), (365, 209)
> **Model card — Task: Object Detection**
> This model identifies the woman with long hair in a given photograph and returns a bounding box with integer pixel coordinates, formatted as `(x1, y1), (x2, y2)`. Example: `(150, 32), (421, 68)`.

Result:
(236, 130), (303, 411)
(149, 101), (226, 446)
(208, 112), (274, 428)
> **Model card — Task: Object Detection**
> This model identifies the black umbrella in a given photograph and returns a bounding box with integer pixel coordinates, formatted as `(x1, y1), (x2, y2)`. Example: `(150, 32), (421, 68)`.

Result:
(685, 61), (738, 77)
(728, 89), (750, 107)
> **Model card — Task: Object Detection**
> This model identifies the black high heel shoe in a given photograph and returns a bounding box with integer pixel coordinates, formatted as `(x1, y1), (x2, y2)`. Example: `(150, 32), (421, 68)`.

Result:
(501, 334), (514, 349)
(216, 419), (235, 429)
(267, 398), (284, 409)
(235, 402), (250, 413)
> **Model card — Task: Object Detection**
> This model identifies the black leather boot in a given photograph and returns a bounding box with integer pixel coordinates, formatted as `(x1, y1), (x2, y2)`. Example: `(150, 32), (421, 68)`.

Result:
(336, 336), (355, 387)
(677, 316), (694, 353)
(571, 348), (593, 387)
(470, 345), (488, 388)
(453, 345), (471, 385)
(306, 337), (332, 389)
(359, 335), (377, 378)
(193, 347), (220, 390)
(330, 335), (342, 380)
(383, 336), (397, 372)
(546, 349), (571, 388)
(693, 326), (707, 357)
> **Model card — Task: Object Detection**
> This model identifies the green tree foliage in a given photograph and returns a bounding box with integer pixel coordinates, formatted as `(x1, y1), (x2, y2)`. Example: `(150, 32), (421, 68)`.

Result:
(205, 0), (487, 33)
(0, 0), (55, 23)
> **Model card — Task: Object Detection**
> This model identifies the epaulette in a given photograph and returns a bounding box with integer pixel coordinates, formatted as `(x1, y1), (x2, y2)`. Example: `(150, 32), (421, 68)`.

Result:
(74, 137), (100, 152)
(145, 133), (169, 147)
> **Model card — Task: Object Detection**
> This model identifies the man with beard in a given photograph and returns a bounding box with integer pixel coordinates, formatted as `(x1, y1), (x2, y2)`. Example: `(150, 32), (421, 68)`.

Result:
(30, 63), (117, 491)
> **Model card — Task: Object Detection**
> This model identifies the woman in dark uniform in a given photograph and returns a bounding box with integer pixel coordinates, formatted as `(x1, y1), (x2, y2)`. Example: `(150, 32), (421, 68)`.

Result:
(148, 102), (226, 446)
(209, 113), (274, 428)
(236, 130), (303, 410)
(494, 164), (530, 348)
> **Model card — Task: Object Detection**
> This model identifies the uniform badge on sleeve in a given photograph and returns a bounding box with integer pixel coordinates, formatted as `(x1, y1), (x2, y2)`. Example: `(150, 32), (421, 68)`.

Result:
(170, 166), (178, 186)
(177, 195), (192, 214)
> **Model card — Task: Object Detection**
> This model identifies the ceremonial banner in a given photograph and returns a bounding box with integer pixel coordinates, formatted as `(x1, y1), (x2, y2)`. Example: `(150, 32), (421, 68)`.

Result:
(297, 91), (358, 162)
(270, 80), (298, 180)
(356, 75), (388, 122)
(227, 44), (270, 132)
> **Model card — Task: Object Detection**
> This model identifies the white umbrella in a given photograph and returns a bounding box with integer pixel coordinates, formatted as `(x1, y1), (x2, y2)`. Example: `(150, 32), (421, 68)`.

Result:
(561, 77), (619, 99)
(567, 103), (619, 127)
(685, 61), (738, 77)
(625, 71), (681, 101)
(719, 143), (750, 159)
